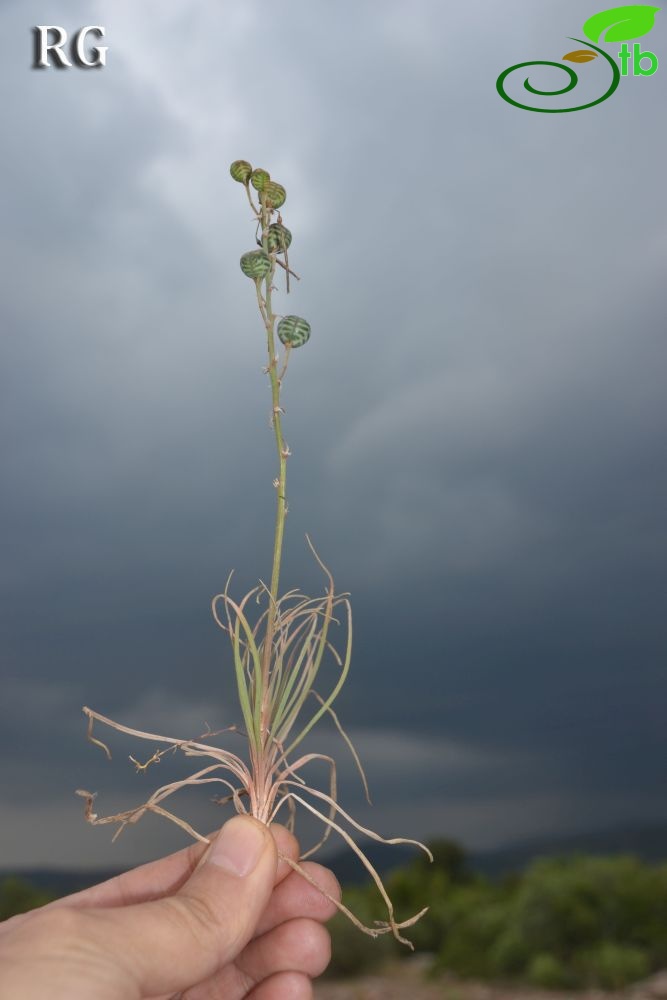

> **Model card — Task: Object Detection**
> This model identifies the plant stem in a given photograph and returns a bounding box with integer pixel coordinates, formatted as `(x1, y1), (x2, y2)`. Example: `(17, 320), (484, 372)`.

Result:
(257, 192), (288, 742)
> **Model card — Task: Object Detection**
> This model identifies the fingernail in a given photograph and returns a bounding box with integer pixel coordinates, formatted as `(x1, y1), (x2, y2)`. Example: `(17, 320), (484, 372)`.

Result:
(209, 817), (266, 877)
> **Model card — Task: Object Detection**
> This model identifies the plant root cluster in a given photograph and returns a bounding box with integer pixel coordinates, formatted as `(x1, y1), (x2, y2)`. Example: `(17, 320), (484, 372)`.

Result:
(79, 545), (432, 947)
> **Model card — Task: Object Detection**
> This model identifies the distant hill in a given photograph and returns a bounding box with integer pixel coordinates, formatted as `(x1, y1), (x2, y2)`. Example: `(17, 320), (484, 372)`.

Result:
(2, 823), (666, 897)
(469, 823), (667, 879)
(320, 823), (667, 886)
(0, 868), (124, 898)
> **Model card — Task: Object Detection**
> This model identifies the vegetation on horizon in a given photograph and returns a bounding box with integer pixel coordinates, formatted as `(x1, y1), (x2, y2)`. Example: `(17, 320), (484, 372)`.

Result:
(324, 841), (667, 989)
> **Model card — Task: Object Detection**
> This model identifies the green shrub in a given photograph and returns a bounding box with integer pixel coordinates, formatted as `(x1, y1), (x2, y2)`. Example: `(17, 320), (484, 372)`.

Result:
(575, 941), (649, 990)
(385, 865), (450, 954)
(526, 952), (570, 989)
(435, 885), (513, 978)
(513, 854), (665, 958)
(325, 850), (667, 986)
(489, 924), (532, 975)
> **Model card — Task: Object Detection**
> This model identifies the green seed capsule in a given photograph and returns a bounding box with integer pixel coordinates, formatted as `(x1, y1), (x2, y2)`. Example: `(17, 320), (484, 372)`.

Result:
(250, 169), (270, 192)
(240, 250), (271, 279)
(267, 223), (292, 253)
(277, 315), (310, 348)
(229, 160), (252, 184)
(264, 181), (286, 209)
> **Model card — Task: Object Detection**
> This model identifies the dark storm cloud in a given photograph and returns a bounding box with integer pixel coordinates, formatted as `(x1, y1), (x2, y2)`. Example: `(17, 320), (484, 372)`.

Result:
(1, 0), (665, 866)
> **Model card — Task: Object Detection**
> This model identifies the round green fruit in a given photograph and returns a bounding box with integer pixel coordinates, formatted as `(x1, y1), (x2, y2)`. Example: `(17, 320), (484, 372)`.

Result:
(250, 169), (270, 192)
(265, 181), (286, 209)
(267, 223), (292, 253)
(277, 315), (310, 348)
(229, 160), (252, 184)
(240, 250), (271, 279)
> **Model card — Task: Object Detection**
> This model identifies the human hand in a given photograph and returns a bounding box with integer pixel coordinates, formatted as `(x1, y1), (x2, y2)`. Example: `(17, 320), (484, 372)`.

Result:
(0, 816), (341, 999)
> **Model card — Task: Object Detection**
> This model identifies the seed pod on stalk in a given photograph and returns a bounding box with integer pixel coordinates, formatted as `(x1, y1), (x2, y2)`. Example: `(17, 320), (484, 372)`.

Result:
(267, 223), (292, 253)
(250, 168), (270, 192)
(240, 249), (271, 279)
(277, 315), (310, 348)
(230, 159), (253, 184)
(264, 180), (286, 209)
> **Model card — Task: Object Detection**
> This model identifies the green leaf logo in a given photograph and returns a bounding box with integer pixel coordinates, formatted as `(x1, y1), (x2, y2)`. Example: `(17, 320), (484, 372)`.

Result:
(583, 5), (661, 43)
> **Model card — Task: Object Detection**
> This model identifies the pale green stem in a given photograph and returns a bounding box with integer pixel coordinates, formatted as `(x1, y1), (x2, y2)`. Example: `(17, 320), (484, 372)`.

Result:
(255, 192), (288, 756)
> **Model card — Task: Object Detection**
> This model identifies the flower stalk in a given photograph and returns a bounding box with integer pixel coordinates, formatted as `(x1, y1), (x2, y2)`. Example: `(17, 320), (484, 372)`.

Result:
(78, 160), (431, 947)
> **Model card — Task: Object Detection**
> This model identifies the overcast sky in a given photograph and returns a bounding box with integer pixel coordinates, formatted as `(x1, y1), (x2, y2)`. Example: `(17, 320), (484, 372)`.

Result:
(1, 0), (666, 871)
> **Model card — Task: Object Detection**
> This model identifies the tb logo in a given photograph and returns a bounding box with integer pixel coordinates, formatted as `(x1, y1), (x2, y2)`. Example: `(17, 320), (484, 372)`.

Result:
(33, 25), (108, 69)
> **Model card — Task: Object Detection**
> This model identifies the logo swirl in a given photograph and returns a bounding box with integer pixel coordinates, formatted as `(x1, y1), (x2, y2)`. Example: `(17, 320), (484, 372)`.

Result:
(496, 38), (621, 112)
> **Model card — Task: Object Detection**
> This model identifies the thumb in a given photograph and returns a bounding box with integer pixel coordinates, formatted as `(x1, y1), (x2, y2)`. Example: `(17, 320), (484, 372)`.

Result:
(95, 816), (277, 997)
